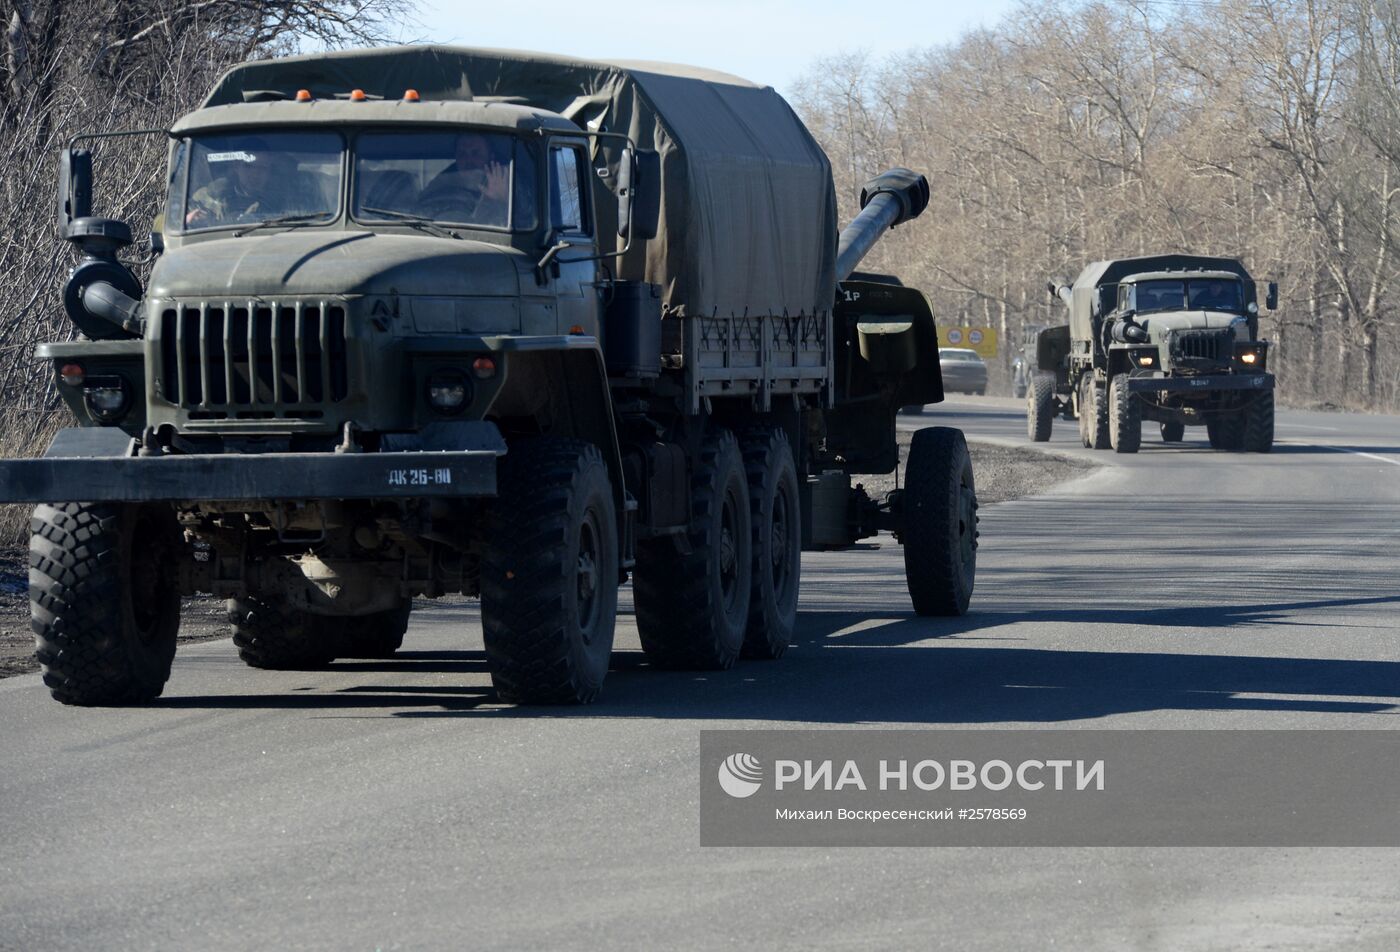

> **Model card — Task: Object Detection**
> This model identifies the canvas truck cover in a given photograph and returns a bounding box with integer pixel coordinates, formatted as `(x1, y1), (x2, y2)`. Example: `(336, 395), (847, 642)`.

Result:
(201, 45), (839, 321)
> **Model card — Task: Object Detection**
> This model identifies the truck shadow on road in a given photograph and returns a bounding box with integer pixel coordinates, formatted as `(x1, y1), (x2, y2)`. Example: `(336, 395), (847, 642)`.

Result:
(155, 592), (1400, 721)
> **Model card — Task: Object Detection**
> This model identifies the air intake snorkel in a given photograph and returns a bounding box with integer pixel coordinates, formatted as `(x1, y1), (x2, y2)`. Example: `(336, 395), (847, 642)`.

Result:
(57, 139), (157, 340)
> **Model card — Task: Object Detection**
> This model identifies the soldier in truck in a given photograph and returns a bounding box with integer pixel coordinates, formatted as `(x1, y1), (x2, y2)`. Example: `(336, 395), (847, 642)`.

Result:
(183, 136), (333, 227)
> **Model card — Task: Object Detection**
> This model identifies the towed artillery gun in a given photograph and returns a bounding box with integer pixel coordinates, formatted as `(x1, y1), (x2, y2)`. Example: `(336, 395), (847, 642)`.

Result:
(0, 46), (975, 706)
(1027, 254), (1277, 452)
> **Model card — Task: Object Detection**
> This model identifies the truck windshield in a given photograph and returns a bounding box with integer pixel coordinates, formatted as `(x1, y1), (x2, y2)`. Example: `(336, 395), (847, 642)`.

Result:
(178, 131), (342, 232)
(353, 131), (537, 230)
(1134, 279), (1242, 313)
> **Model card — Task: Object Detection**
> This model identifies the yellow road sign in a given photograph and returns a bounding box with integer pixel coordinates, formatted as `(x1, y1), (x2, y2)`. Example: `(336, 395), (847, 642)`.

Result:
(938, 326), (998, 358)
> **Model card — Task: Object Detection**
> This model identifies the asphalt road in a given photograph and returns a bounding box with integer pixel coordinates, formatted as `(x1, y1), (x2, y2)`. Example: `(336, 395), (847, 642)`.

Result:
(3, 398), (1399, 950)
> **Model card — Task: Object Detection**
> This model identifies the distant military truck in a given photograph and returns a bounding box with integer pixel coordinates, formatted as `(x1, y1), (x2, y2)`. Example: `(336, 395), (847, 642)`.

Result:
(1028, 255), (1277, 453)
(0, 46), (976, 707)
(1010, 323), (1045, 399)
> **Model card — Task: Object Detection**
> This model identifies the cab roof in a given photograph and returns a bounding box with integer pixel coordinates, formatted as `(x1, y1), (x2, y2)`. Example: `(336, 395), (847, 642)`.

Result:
(170, 98), (580, 136)
(1122, 270), (1241, 283)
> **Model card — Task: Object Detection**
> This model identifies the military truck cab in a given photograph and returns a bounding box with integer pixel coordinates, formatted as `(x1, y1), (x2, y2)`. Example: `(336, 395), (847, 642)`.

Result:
(1029, 254), (1276, 453)
(3, 46), (977, 708)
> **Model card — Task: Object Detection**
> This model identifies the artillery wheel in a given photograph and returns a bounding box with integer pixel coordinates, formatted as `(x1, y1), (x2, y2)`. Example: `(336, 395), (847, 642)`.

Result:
(230, 595), (338, 670)
(1079, 376), (1110, 449)
(1108, 374), (1141, 454)
(1027, 373), (1055, 442)
(902, 427), (977, 616)
(338, 598), (412, 659)
(634, 427), (751, 670)
(1243, 391), (1275, 453)
(481, 438), (618, 704)
(31, 502), (182, 705)
(1159, 421), (1185, 442)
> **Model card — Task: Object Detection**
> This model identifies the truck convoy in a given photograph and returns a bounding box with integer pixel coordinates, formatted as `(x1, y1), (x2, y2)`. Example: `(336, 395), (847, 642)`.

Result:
(1028, 254), (1277, 453)
(0, 46), (976, 706)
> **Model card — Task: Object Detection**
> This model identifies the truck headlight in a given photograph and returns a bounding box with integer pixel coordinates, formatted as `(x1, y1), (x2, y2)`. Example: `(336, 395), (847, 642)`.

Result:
(82, 375), (131, 423)
(1130, 349), (1157, 368)
(426, 370), (471, 414)
(1240, 351), (1259, 365)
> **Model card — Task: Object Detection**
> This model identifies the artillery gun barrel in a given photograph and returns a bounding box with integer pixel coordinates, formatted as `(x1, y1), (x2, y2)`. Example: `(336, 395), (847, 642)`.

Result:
(836, 168), (930, 282)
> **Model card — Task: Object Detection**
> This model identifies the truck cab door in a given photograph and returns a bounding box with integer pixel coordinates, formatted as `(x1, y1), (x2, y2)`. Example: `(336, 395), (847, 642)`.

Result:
(546, 141), (599, 334)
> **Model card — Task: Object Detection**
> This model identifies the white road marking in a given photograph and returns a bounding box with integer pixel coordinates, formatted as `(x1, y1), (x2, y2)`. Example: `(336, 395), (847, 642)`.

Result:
(1276, 441), (1400, 466)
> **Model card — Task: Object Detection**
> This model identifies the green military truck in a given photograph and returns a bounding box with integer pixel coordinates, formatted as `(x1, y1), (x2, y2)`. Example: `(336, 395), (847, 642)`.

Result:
(1028, 254), (1277, 453)
(1, 46), (976, 706)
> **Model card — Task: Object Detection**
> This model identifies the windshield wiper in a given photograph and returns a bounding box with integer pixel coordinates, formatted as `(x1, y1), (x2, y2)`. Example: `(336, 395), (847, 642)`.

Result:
(361, 207), (460, 239)
(231, 213), (327, 237)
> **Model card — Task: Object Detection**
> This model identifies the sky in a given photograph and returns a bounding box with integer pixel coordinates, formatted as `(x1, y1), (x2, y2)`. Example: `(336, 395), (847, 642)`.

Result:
(400, 0), (1019, 97)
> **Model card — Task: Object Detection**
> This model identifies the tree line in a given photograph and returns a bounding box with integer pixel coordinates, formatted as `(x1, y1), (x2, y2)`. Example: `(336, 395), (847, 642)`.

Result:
(794, 0), (1400, 409)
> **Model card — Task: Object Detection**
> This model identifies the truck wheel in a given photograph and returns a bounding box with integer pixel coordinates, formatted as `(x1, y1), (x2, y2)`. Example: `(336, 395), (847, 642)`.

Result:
(1207, 415), (1244, 451)
(902, 427), (977, 616)
(1027, 373), (1055, 442)
(230, 595), (338, 669)
(1108, 374), (1141, 453)
(481, 438), (618, 704)
(1243, 391), (1275, 452)
(1080, 376), (1109, 449)
(634, 427), (751, 670)
(339, 598), (412, 659)
(739, 427), (800, 660)
(31, 503), (182, 705)
(1160, 421), (1185, 442)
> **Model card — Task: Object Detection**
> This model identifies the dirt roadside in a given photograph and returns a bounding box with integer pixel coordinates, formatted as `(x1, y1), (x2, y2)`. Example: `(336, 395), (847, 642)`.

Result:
(0, 439), (1095, 680)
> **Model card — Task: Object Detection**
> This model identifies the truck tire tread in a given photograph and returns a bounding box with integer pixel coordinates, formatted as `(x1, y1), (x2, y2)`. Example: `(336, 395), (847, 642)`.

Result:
(481, 438), (618, 704)
(31, 502), (180, 705)
(634, 427), (750, 670)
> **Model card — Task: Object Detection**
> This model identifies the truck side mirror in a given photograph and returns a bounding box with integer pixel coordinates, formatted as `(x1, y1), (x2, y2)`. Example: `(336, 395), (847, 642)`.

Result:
(624, 149), (659, 242)
(57, 148), (93, 238)
(1266, 282), (1278, 310)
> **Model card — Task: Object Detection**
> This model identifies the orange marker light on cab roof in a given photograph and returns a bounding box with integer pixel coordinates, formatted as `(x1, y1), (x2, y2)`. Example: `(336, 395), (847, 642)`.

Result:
(569, 324), (586, 335)
(403, 89), (420, 102)
(350, 89), (367, 102)
(295, 89), (312, 102)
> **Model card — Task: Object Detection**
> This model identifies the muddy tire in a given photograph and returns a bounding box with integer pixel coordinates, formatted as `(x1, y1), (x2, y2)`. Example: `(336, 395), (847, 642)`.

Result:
(1027, 373), (1055, 442)
(739, 426), (801, 660)
(1108, 373), (1141, 454)
(481, 438), (618, 704)
(1160, 421), (1185, 442)
(902, 427), (977, 616)
(230, 595), (338, 670)
(339, 598), (412, 659)
(1079, 375), (1109, 449)
(1243, 390), (1274, 453)
(634, 427), (751, 670)
(31, 503), (182, 706)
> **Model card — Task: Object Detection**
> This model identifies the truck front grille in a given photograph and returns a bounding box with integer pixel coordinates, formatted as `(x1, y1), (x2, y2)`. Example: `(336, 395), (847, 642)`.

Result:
(1171, 329), (1232, 368)
(157, 301), (348, 417)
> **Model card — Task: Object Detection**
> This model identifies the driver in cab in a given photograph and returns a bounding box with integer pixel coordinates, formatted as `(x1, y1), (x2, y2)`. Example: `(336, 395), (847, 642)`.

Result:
(415, 133), (510, 226)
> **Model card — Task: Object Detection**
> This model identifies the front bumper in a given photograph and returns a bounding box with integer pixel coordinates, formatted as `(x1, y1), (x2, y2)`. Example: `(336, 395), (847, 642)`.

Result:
(0, 423), (506, 504)
(1127, 372), (1274, 394)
